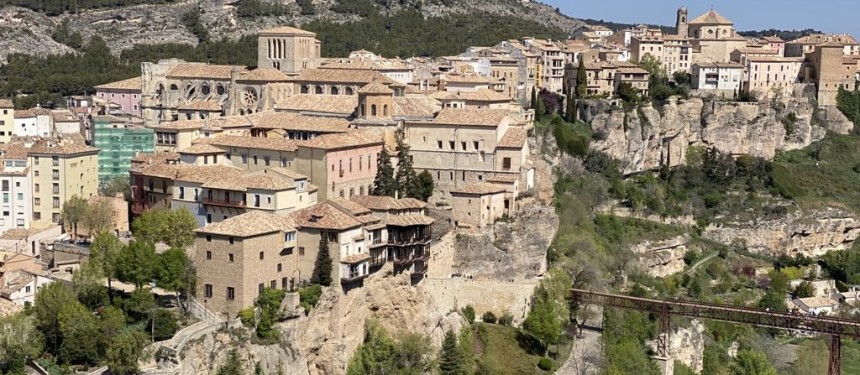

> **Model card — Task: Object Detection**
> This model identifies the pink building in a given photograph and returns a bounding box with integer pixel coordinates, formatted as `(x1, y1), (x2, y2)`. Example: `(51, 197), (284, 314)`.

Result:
(94, 77), (142, 116)
(294, 131), (384, 201)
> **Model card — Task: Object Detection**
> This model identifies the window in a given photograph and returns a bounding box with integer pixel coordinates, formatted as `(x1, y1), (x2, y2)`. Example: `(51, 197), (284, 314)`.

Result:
(228, 253), (234, 262)
(285, 231), (295, 241)
(241, 154), (248, 164)
(449, 141), (455, 150)
(437, 141), (443, 149)
(226, 287), (235, 300)
(259, 251), (264, 260)
(502, 157), (512, 170)
(52, 197), (60, 208)
(258, 283), (264, 293)
(206, 251), (212, 259)
(270, 280), (277, 289)
(52, 156), (59, 166)
(1, 180), (7, 191)
(179, 187), (185, 199)
(2, 211), (8, 217)
(277, 263), (282, 272)
(461, 141), (467, 151)
(52, 213), (60, 223)
(52, 184), (59, 194)
(16, 193), (22, 201)
(299, 247), (305, 256)
(2, 193), (7, 203)
(473, 141), (479, 150)
(204, 284), (213, 298)
(229, 237), (235, 245)
(34, 198), (40, 206)
(253, 155), (258, 165)
(34, 184), (39, 193)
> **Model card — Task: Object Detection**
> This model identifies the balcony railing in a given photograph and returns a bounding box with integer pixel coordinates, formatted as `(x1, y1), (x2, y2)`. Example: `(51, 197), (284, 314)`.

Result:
(202, 198), (246, 207)
(388, 235), (431, 246)
(390, 249), (430, 266)
(341, 272), (368, 283)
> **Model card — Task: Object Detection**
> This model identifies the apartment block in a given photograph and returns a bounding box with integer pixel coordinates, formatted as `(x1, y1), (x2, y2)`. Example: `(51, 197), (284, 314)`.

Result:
(28, 138), (99, 225)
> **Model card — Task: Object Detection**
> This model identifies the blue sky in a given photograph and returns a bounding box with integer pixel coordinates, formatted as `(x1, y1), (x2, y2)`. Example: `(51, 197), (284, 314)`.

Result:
(544, 1), (860, 38)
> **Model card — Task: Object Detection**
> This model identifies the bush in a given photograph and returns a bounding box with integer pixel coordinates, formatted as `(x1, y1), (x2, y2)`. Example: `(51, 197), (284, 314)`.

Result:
(683, 250), (699, 266)
(462, 305), (475, 323)
(498, 312), (514, 326)
(149, 309), (179, 341)
(481, 311), (498, 324)
(299, 284), (322, 312)
(238, 307), (256, 328)
(538, 357), (554, 371)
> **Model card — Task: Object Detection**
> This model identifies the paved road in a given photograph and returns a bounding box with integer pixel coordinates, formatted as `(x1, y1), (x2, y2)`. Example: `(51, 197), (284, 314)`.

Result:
(556, 325), (602, 375)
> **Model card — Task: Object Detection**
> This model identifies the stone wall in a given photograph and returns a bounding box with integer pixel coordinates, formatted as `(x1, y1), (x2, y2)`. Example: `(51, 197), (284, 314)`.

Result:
(422, 278), (536, 325)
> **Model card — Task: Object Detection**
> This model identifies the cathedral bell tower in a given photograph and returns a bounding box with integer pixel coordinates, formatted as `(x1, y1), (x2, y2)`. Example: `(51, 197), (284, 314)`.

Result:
(676, 6), (689, 38)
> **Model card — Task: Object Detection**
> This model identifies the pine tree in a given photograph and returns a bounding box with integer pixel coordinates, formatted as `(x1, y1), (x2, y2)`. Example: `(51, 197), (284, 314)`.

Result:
(372, 148), (397, 197)
(315, 234), (333, 286)
(394, 128), (419, 199)
(438, 329), (466, 375)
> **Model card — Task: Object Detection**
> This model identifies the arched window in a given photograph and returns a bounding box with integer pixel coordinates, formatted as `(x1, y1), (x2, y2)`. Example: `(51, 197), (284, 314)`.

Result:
(383, 105), (388, 116)
(216, 84), (225, 95)
(349, 188), (354, 197)
(201, 83), (210, 95)
(247, 109), (253, 114)
(361, 104), (366, 117)
(169, 84), (178, 90)
(331, 86), (339, 95)
(315, 86), (323, 94)
(301, 85), (309, 94)
(239, 109), (245, 115)
(360, 186), (365, 195)
(345, 87), (354, 95)
(371, 104), (377, 116)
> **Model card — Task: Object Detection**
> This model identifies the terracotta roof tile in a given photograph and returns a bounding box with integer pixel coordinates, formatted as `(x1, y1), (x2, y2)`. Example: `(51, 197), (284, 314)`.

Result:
(0, 99), (12, 108)
(209, 135), (298, 152)
(689, 10), (733, 25)
(27, 138), (98, 156)
(259, 26), (316, 36)
(328, 197), (373, 216)
(451, 182), (506, 195)
(276, 94), (357, 116)
(497, 127), (527, 149)
(386, 215), (435, 227)
(177, 101), (223, 112)
(291, 69), (395, 85)
(0, 142), (30, 160)
(342, 253), (370, 264)
(391, 97), (440, 118)
(430, 88), (510, 102)
(196, 210), (295, 237)
(177, 143), (225, 155)
(357, 80), (394, 94)
(486, 173), (519, 183)
(238, 68), (291, 82)
(94, 77), (142, 91)
(203, 173), (295, 191)
(298, 130), (383, 150)
(444, 74), (500, 84)
(349, 195), (427, 211)
(167, 63), (244, 80)
(289, 202), (363, 230)
(432, 108), (510, 127)
(249, 112), (351, 133)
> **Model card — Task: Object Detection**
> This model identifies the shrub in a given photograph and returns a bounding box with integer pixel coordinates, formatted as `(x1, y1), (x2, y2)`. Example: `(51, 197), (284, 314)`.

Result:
(461, 305), (475, 323)
(498, 312), (514, 326)
(538, 357), (554, 371)
(683, 250), (699, 266)
(299, 285), (322, 312)
(150, 309), (179, 341)
(481, 311), (497, 324)
(238, 307), (256, 328)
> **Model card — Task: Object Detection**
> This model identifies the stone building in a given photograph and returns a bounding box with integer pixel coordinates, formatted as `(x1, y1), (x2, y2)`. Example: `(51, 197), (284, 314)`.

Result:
(194, 211), (299, 318)
(805, 42), (860, 106)
(94, 77), (142, 116)
(28, 138), (99, 226)
(563, 61), (650, 98)
(293, 131), (384, 201)
(257, 26), (321, 75)
(743, 56), (803, 99)
(450, 182), (508, 229)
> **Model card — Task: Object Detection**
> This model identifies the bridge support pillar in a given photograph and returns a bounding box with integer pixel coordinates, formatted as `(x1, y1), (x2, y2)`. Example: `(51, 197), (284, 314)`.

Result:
(829, 334), (841, 375)
(653, 354), (674, 375)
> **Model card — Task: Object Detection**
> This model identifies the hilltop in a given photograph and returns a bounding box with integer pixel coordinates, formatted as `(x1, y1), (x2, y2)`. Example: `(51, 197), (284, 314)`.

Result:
(0, 0), (582, 63)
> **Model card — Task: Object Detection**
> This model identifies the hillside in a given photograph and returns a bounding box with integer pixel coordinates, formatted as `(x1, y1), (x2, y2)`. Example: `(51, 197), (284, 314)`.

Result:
(0, 0), (581, 63)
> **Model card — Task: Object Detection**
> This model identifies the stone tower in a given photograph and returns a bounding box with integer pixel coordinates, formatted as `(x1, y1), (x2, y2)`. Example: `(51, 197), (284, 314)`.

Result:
(676, 6), (689, 38)
(357, 80), (394, 120)
(257, 26), (321, 76)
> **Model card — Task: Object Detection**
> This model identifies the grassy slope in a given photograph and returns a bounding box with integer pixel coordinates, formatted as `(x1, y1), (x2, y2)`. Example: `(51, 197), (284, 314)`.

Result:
(772, 134), (860, 212)
(471, 323), (551, 375)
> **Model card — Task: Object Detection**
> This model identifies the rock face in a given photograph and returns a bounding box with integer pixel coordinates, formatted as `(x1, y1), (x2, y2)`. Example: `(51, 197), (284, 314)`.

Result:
(648, 320), (706, 373)
(631, 235), (689, 278)
(583, 94), (852, 175)
(178, 329), (310, 375)
(704, 208), (860, 257)
(451, 203), (557, 281)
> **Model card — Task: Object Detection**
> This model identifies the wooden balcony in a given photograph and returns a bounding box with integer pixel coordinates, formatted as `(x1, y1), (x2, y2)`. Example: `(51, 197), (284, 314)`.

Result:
(388, 235), (431, 247)
(202, 198), (246, 207)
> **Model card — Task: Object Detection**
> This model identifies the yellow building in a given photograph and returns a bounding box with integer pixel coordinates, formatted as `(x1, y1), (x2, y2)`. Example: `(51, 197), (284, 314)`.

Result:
(27, 138), (99, 225)
(0, 99), (12, 143)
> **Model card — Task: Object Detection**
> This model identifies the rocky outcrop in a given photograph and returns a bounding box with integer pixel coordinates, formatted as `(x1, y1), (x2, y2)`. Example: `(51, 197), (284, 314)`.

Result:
(583, 95), (852, 175)
(704, 208), (860, 257)
(647, 320), (706, 373)
(177, 329), (310, 375)
(451, 204), (557, 281)
(631, 235), (690, 278)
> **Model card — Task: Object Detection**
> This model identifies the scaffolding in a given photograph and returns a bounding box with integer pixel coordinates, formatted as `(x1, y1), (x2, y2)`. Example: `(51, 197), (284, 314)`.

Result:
(92, 117), (154, 185)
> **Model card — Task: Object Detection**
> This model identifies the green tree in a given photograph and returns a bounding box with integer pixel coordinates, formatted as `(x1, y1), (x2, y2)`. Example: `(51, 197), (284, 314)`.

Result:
(346, 319), (398, 375)
(82, 198), (116, 235)
(794, 281), (816, 298)
(616, 82), (642, 104)
(530, 88), (538, 110)
(89, 231), (124, 299)
(372, 148), (397, 197)
(101, 177), (131, 200)
(61, 194), (88, 239)
(33, 282), (77, 355)
(315, 234), (333, 286)
(99, 306), (127, 348)
(106, 329), (149, 375)
(218, 348), (244, 375)
(730, 349), (777, 375)
(180, 9), (209, 43)
(115, 240), (157, 289)
(163, 208), (198, 249)
(439, 329), (466, 375)
(131, 209), (167, 245)
(73, 259), (109, 308)
(149, 309), (179, 341)
(415, 170), (435, 201)
(523, 295), (562, 353)
(0, 313), (44, 374)
(123, 288), (155, 324)
(757, 291), (787, 312)
(158, 247), (191, 306)
(575, 58), (587, 99)
(255, 287), (286, 341)
(58, 301), (101, 365)
(395, 127), (420, 199)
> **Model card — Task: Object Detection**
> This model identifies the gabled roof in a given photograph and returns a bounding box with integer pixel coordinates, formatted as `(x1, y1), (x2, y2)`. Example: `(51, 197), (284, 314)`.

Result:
(0, 99), (13, 108)
(276, 94), (357, 116)
(94, 77), (142, 91)
(203, 173), (295, 191)
(167, 64), (244, 80)
(248, 112), (351, 133)
(386, 215), (435, 227)
(298, 130), (383, 150)
(328, 197), (373, 216)
(178, 101), (222, 112)
(237, 68), (291, 82)
(496, 127), (527, 149)
(349, 195), (427, 211)
(688, 10), (733, 25)
(196, 210), (295, 237)
(177, 143), (225, 155)
(291, 69), (395, 85)
(357, 80), (394, 95)
(209, 135), (298, 152)
(451, 182), (506, 195)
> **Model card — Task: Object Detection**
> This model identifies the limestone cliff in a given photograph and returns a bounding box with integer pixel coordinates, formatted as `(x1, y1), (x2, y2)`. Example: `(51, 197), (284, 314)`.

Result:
(704, 207), (860, 257)
(582, 92), (852, 175)
(647, 320), (706, 373)
(631, 235), (690, 278)
(450, 203), (557, 281)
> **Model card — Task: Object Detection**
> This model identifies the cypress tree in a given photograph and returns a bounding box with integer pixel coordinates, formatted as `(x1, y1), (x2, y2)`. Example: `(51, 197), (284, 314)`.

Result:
(575, 59), (587, 99)
(530, 87), (538, 110)
(314, 233), (333, 286)
(394, 128), (419, 199)
(372, 147), (396, 197)
(439, 329), (466, 375)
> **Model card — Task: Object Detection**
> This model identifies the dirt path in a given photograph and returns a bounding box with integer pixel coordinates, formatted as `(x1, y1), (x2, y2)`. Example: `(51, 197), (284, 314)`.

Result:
(556, 326), (602, 375)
